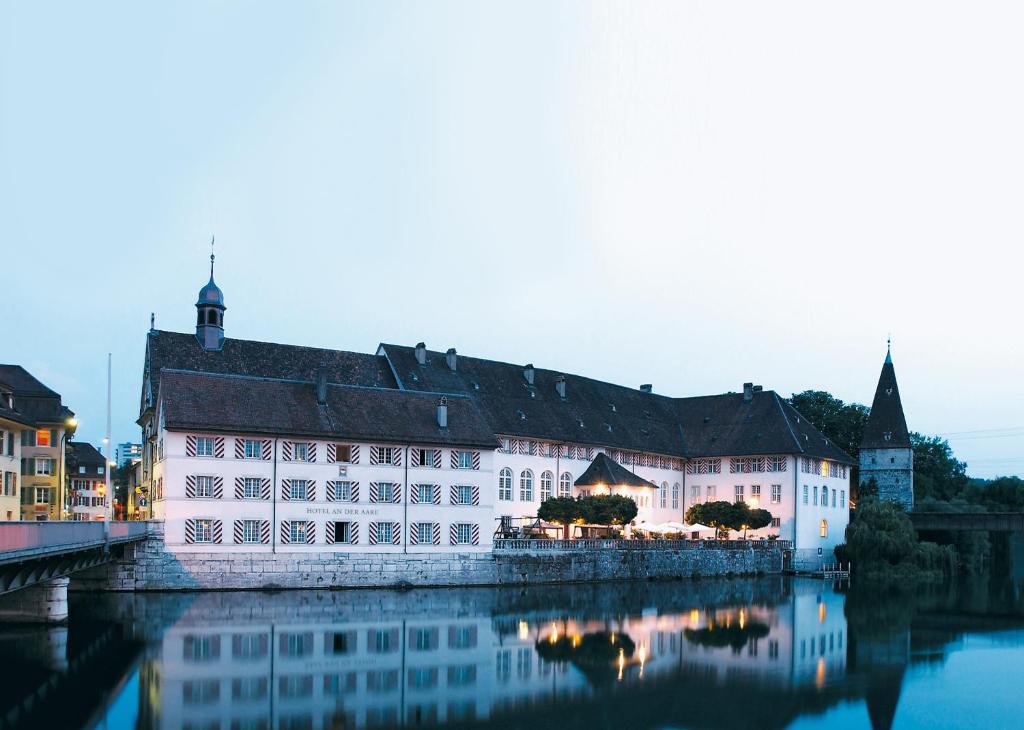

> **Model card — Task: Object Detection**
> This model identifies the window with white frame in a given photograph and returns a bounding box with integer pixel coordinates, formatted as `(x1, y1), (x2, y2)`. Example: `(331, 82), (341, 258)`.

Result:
(813, 486), (818, 505)
(243, 439), (262, 459)
(411, 484), (431, 504)
(519, 470), (533, 501)
(414, 522), (433, 544)
(377, 483), (396, 503)
(751, 485), (761, 503)
(195, 519), (214, 543)
(832, 490), (837, 508)
(289, 521), (309, 544)
(293, 442), (309, 461)
(195, 437), (215, 457)
(840, 490), (846, 508)
(672, 483), (680, 509)
(378, 447), (396, 465)
(454, 523), (473, 545)
(454, 485), (473, 505)
(822, 486), (829, 506)
(706, 485), (716, 501)
(771, 517), (781, 528)
(377, 522), (394, 544)
(690, 485), (700, 504)
(499, 468), (513, 501)
(195, 475), (214, 498)
(242, 520), (261, 543)
(290, 480), (308, 501)
(35, 487), (51, 504)
(559, 472), (572, 498)
(456, 451), (474, 469)
(332, 481), (354, 502)
(803, 485), (809, 504)
(771, 484), (782, 504)
(540, 471), (553, 502)
(243, 478), (262, 499)
(35, 458), (53, 476)
(735, 485), (745, 503)
(767, 456), (786, 472)
(415, 448), (439, 467)
(660, 482), (668, 508)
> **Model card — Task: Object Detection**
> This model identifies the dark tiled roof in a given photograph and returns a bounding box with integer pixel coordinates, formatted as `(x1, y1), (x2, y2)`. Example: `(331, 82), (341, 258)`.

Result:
(146, 331), (397, 391)
(0, 403), (36, 428)
(377, 344), (686, 455)
(68, 442), (106, 467)
(861, 356), (910, 449)
(575, 453), (659, 488)
(158, 370), (498, 449)
(0, 365), (59, 396)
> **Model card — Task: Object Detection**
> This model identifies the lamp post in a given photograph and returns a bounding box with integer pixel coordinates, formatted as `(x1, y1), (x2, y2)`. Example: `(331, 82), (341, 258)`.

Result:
(58, 416), (78, 521)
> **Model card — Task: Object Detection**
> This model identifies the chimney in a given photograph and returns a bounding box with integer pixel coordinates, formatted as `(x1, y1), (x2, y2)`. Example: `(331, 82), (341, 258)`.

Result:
(753, 385), (763, 393)
(445, 348), (457, 371)
(523, 364), (535, 386)
(414, 342), (427, 366)
(555, 375), (566, 399)
(640, 384), (652, 393)
(316, 367), (328, 405)
(743, 382), (754, 401)
(437, 396), (448, 429)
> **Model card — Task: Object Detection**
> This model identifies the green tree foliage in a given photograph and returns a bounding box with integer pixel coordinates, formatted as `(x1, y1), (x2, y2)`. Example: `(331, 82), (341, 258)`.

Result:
(684, 621), (770, 650)
(789, 390), (869, 461)
(537, 495), (638, 527)
(685, 501), (773, 538)
(844, 499), (955, 581)
(964, 476), (1024, 511)
(911, 433), (970, 501)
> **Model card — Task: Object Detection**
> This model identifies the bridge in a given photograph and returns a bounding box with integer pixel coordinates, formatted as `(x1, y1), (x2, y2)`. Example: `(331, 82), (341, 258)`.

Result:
(909, 512), (1024, 532)
(0, 521), (150, 623)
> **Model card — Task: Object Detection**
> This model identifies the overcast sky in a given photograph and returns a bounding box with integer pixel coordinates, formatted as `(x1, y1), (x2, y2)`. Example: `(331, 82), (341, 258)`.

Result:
(2, 2), (1021, 477)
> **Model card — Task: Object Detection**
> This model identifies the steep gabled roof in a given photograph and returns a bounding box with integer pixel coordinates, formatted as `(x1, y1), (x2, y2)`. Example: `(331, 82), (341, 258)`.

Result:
(575, 452), (659, 488)
(0, 365), (60, 396)
(158, 370), (498, 449)
(377, 344), (686, 455)
(68, 441), (106, 467)
(861, 351), (910, 449)
(0, 365), (71, 426)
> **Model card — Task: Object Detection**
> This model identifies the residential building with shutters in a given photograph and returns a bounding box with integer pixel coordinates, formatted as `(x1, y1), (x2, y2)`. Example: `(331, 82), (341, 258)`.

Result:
(138, 260), (853, 568)
(67, 441), (109, 521)
(0, 386), (34, 521)
(0, 365), (76, 521)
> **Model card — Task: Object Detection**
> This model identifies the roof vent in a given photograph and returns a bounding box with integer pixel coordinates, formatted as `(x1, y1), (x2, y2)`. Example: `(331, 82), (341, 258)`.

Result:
(471, 381), (480, 390)
(414, 342), (427, 366)
(578, 418), (585, 428)
(640, 384), (653, 393)
(409, 372), (419, 382)
(516, 410), (527, 420)
(315, 366), (328, 406)
(437, 396), (448, 429)
(555, 375), (566, 400)
(703, 416), (711, 424)
(523, 364), (535, 386)
(743, 382), (754, 401)
(609, 403), (617, 413)
(528, 389), (536, 398)
(604, 423), (613, 432)
(804, 434), (809, 441)
(753, 385), (763, 392)
(445, 348), (457, 371)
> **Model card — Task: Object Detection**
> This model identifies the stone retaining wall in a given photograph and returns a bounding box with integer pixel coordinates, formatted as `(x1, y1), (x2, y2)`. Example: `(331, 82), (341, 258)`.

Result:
(75, 523), (783, 592)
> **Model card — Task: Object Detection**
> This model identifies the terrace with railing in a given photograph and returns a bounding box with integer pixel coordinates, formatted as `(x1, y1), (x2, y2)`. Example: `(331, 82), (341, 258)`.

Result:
(493, 538), (791, 551)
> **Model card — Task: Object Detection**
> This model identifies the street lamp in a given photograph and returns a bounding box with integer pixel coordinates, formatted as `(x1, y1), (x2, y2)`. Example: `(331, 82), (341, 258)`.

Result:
(58, 415), (78, 521)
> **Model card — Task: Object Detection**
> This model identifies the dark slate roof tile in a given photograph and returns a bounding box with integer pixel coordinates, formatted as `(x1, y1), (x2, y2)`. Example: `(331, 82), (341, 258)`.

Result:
(575, 453), (659, 488)
(68, 442), (107, 467)
(861, 357), (911, 449)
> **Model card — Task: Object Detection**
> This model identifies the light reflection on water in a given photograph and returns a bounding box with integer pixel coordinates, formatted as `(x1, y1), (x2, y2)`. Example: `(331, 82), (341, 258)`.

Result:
(3, 575), (1024, 730)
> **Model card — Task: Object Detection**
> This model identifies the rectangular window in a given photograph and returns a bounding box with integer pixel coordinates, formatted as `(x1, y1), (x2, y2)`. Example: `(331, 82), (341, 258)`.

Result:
(456, 451), (474, 469)
(243, 478), (261, 499)
(243, 439), (262, 459)
(195, 437), (215, 457)
(416, 448), (438, 467)
(690, 485), (700, 503)
(455, 485), (473, 505)
(36, 458), (53, 476)
(813, 486), (818, 506)
(195, 475), (213, 498)
(378, 447), (396, 465)
(771, 484), (782, 504)
(333, 481), (354, 502)
(335, 444), (353, 463)
(293, 442), (309, 462)
(803, 485), (809, 505)
(832, 491), (837, 508)
(414, 523), (433, 544)
(35, 487), (51, 504)
(78, 466), (85, 474)
(377, 522), (394, 544)
(242, 520), (261, 543)
(36, 430), (51, 447)
(289, 521), (309, 544)
(706, 485), (716, 501)
(771, 517), (781, 528)
(416, 484), (436, 504)
(840, 490), (846, 508)
(289, 480), (308, 501)
(332, 521), (353, 543)
(751, 485), (761, 500)
(671, 483), (680, 509)
(195, 519), (213, 543)
(735, 485), (745, 503)
(376, 483), (395, 503)
(370, 630), (396, 654)
(454, 523), (473, 545)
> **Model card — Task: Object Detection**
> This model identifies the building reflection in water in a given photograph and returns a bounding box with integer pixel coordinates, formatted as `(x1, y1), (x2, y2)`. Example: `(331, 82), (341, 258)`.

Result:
(111, 578), (857, 730)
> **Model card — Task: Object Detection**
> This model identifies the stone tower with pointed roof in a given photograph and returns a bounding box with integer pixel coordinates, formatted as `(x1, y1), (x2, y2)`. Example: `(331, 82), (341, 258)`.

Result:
(859, 345), (913, 510)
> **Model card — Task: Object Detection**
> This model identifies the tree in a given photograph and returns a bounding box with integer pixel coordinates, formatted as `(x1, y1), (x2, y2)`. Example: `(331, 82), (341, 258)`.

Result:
(911, 433), (969, 502)
(579, 494), (638, 526)
(538, 497), (580, 539)
(844, 498), (955, 580)
(789, 390), (869, 462)
(743, 508), (773, 538)
(686, 501), (739, 538)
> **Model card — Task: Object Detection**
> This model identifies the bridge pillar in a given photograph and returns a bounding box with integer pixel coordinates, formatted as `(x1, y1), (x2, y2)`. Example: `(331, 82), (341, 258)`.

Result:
(0, 577), (70, 624)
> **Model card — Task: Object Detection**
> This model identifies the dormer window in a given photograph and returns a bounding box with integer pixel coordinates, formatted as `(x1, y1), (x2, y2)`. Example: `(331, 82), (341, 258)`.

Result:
(884, 431), (892, 442)
(609, 404), (617, 412)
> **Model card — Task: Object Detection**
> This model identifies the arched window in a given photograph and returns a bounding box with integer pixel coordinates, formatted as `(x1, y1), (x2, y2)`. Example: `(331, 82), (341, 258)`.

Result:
(520, 470), (534, 502)
(559, 472), (572, 498)
(822, 486), (828, 507)
(660, 482), (668, 508)
(820, 519), (828, 538)
(672, 483), (680, 510)
(498, 468), (513, 501)
(207, 309), (217, 325)
(540, 471), (553, 502)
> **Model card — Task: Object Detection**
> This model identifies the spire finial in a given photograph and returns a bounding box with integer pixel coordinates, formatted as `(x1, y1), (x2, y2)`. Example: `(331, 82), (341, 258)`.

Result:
(150, 312), (155, 332)
(209, 235), (215, 279)
(885, 334), (892, 364)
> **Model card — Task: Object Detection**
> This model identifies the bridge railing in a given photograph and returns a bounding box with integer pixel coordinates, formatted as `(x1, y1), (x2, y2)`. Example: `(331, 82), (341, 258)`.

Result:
(493, 538), (791, 551)
(0, 521), (150, 563)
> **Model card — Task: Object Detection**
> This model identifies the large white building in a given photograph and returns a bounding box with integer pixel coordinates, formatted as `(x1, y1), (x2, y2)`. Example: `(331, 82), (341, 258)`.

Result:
(139, 260), (853, 569)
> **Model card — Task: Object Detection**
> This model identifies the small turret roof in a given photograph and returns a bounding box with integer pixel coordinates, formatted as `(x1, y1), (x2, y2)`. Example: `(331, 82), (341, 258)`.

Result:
(575, 452), (659, 489)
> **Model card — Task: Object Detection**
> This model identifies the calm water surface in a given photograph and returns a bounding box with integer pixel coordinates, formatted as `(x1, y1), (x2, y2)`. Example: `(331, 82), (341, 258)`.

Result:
(3, 575), (1024, 730)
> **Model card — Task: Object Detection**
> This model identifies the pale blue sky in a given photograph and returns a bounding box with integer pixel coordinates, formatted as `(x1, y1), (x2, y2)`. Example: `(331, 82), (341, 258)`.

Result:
(2, 2), (1022, 476)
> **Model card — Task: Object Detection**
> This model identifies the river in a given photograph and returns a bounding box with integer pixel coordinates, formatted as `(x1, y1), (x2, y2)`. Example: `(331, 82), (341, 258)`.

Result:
(2, 574), (1023, 729)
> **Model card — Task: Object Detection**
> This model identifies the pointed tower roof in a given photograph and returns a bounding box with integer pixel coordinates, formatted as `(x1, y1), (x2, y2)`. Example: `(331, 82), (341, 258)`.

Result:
(861, 344), (910, 449)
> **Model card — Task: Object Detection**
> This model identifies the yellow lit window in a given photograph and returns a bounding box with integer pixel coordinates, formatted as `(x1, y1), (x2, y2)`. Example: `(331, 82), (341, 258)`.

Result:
(36, 430), (51, 447)
(820, 519), (828, 538)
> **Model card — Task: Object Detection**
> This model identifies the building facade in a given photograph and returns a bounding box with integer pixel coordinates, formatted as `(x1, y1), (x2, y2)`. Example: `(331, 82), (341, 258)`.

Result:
(859, 347), (913, 510)
(67, 442), (109, 521)
(0, 386), (33, 521)
(116, 442), (142, 468)
(0, 366), (76, 521)
(138, 262), (853, 569)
